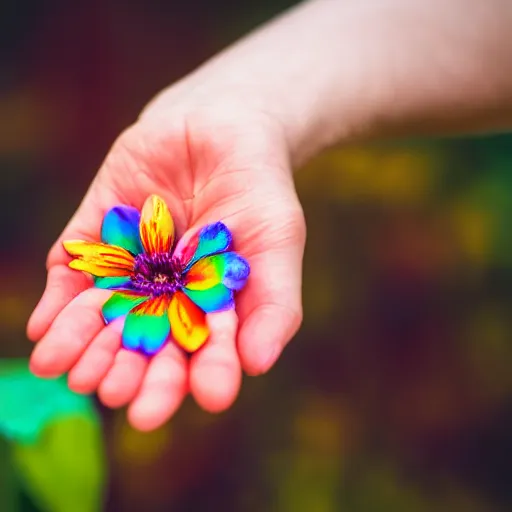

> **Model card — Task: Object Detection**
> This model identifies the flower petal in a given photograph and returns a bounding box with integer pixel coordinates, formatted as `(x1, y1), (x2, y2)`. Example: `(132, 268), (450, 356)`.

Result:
(183, 284), (234, 313)
(63, 240), (135, 277)
(102, 291), (149, 323)
(94, 276), (133, 290)
(139, 195), (175, 255)
(169, 291), (209, 352)
(175, 222), (233, 271)
(101, 205), (143, 255)
(122, 296), (171, 355)
(185, 252), (250, 291)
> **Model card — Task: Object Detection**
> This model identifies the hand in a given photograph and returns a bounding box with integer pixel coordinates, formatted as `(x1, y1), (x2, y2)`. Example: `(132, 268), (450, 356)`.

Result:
(27, 88), (305, 431)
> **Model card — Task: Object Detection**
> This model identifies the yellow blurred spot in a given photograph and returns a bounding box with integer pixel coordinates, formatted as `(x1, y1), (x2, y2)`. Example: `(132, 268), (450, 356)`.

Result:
(302, 271), (337, 325)
(0, 90), (56, 154)
(450, 204), (493, 265)
(297, 145), (437, 205)
(293, 398), (345, 455)
(268, 397), (354, 512)
(466, 307), (512, 398)
(0, 296), (28, 328)
(113, 412), (172, 466)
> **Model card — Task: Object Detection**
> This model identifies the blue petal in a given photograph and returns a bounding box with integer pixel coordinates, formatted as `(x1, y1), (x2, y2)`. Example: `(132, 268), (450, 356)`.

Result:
(183, 284), (234, 313)
(220, 253), (250, 291)
(184, 222), (232, 271)
(184, 252), (250, 291)
(122, 299), (171, 355)
(101, 205), (143, 255)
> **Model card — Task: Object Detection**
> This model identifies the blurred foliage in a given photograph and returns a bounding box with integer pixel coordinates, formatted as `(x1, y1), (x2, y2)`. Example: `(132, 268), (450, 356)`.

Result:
(1, 1), (512, 511)
(0, 438), (19, 512)
(0, 360), (98, 443)
(269, 397), (347, 512)
(0, 361), (105, 512)
(13, 417), (104, 512)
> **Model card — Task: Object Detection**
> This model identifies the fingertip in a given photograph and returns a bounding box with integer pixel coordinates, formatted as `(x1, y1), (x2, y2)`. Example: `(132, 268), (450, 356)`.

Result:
(238, 305), (300, 376)
(27, 293), (54, 342)
(27, 305), (43, 342)
(98, 379), (128, 409)
(68, 379), (94, 395)
(190, 310), (241, 413)
(127, 395), (174, 432)
(67, 370), (98, 395)
(127, 344), (188, 432)
(98, 350), (148, 409)
(242, 344), (281, 377)
(190, 363), (241, 413)
(29, 343), (63, 378)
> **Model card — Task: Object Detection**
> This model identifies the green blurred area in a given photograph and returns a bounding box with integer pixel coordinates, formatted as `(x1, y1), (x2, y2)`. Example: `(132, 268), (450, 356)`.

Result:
(1, 1), (512, 511)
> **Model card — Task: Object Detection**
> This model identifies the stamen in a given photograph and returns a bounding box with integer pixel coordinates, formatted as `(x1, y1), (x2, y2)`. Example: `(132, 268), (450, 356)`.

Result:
(132, 252), (184, 296)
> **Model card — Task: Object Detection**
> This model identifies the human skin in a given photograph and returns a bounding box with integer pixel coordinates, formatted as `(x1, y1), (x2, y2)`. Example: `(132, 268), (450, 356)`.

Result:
(28, 0), (512, 431)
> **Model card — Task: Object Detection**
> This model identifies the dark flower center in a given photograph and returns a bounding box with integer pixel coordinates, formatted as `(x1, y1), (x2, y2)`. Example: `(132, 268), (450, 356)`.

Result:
(132, 252), (184, 297)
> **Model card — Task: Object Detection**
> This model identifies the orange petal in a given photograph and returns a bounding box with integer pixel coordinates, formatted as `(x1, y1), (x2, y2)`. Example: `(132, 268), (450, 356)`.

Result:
(63, 240), (135, 277)
(139, 195), (175, 254)
(169, 291), (209, 352)
(131, 294), (171, 316)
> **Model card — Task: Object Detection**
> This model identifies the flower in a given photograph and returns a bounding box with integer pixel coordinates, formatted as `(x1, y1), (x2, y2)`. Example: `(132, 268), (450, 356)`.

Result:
(63, 195), (250, 355)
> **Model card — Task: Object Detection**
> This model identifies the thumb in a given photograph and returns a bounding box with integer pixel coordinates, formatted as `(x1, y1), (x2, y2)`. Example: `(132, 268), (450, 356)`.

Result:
(237, 214), (305, 375)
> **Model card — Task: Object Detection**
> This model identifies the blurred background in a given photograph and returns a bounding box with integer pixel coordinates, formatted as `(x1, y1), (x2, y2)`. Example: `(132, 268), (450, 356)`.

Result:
(1, 1), (512, 511)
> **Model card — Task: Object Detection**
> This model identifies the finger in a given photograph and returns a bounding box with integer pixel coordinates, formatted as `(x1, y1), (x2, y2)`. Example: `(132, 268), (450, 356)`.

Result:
(98, 349), (148, 409)
(29, 288), (110, 378)
(190, 310), (241, 413)
(27, 265), (92, 342)
(128, 343), (188, 432)
(27, 177), (118, 343)
(237, 246), (304, 376)
(68, 319), (123, 394)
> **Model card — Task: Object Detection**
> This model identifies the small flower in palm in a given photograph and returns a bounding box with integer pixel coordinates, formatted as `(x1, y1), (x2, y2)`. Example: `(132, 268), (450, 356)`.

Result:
(63, 195), (250, 355)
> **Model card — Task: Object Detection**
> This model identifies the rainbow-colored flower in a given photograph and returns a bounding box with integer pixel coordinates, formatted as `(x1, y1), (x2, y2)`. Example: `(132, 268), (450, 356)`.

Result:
(63, 195), (250, 355)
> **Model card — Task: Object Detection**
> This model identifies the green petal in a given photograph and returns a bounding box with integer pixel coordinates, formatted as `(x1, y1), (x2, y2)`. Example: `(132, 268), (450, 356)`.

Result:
(101, 292), (148, 324)
(122, 297), (171, 355)
(94, 276), (133, 290)
(183, 284), (234, 313)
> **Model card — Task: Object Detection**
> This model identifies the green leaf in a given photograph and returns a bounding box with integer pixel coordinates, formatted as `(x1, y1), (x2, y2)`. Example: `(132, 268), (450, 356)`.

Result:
(0, 359), (106, 512)
(12, 417), (105, 512)
(0, 359), (96, 444)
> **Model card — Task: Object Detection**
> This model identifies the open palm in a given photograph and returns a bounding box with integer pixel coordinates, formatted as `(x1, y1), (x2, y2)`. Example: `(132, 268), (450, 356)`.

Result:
(28, 102), (305, 431)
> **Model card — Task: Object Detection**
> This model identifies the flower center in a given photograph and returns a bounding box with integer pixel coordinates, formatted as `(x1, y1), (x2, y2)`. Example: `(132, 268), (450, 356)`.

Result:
(131, 252), (184, 297)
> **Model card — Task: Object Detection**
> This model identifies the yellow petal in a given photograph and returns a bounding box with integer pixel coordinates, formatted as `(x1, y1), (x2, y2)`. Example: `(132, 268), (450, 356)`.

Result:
(69, 260), (132, 277)
(63, 240), (135, 277)
(139, 195), (175, 254)
(169, 291), (209, 352)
